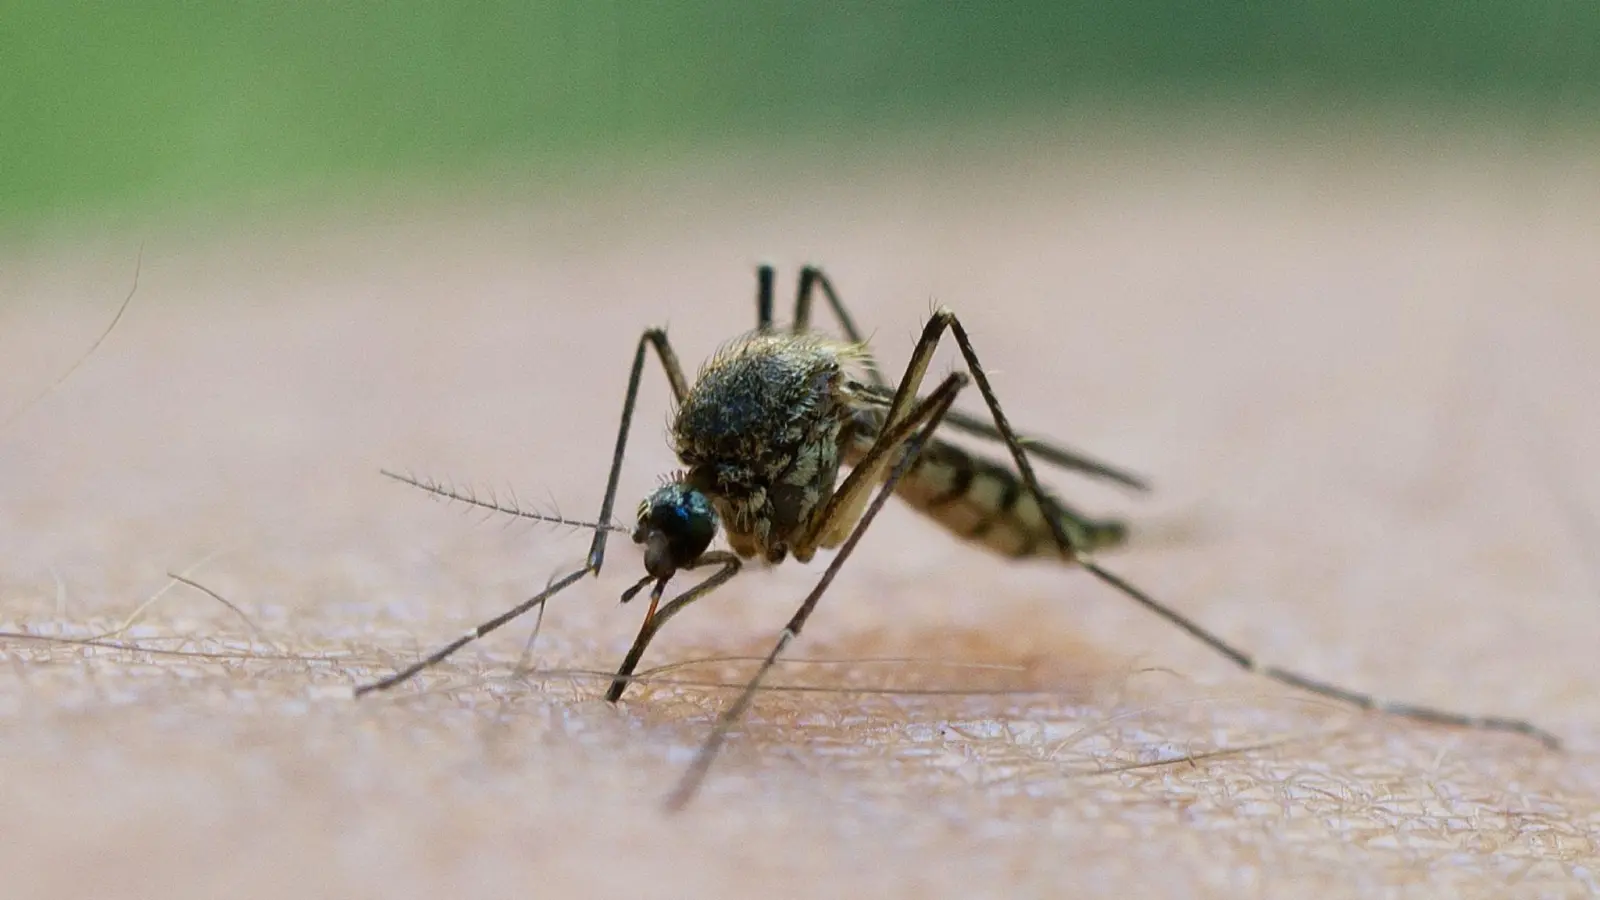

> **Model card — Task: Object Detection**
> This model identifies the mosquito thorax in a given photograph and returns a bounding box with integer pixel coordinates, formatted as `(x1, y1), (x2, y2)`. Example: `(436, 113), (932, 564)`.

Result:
(669, 331), (870, 562)
(634, 482), (718, 579)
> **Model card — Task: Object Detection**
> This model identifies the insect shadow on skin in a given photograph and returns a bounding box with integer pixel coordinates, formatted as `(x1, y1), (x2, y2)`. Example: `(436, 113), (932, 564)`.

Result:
(358, 264), (1563, 812)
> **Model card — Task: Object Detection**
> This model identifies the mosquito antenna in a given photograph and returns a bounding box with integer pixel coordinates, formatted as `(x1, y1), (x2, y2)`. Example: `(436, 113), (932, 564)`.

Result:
(380, 469), (631, 534)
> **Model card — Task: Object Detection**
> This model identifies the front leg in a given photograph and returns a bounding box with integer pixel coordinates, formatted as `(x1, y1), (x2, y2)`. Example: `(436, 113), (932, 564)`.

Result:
(605, 551), (743, 703)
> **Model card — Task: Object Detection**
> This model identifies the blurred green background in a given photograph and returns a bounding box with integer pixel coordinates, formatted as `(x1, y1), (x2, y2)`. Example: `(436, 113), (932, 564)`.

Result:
(5, 2), (1598, 233)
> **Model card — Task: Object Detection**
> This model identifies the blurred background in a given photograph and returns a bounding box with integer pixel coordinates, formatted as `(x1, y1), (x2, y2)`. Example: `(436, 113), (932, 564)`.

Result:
(5, 1), (1599, 235)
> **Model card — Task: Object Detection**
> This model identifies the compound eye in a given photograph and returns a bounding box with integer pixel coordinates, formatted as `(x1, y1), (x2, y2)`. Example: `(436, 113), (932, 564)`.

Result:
(635, 483), (717, 579)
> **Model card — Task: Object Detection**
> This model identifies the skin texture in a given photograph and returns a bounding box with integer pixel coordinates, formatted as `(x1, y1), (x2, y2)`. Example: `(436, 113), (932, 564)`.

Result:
(1, 133), (1597, 899)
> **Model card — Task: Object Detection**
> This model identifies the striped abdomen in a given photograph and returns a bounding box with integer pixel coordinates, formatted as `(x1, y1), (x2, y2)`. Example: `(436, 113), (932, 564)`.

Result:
(846, 432), (1128, 560)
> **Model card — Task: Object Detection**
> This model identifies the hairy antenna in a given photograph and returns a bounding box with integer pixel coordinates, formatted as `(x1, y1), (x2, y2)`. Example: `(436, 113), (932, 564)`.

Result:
(379, 468), (630, 534)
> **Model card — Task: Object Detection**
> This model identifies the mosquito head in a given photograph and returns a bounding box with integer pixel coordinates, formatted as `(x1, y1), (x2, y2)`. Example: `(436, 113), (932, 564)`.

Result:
(632, 480), (718, 582)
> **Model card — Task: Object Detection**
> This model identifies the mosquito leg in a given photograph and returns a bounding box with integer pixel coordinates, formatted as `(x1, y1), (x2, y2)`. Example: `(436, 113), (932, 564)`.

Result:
(791, 266), (889, 388)
(918, 308), (1560, 750)
(790, 299), (958, 555)
(605, 551), (743, 703)
(940, 405), (1150, 491)
(586, 328), (692, 573)
(755, 265), (777, 332)
(664, 370), (968, 811)
(784, 266), (1149, 491)
(359, 327), (693, 696)
(799, 268), (1144, 486)
(782, 264), (1149, 492)
(857, 382), (1149, 492)
(354, 566), (590, 695)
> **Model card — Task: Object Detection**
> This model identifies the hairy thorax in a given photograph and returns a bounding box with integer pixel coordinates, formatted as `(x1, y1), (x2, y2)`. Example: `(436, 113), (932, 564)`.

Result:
(671, 331), (869, 564)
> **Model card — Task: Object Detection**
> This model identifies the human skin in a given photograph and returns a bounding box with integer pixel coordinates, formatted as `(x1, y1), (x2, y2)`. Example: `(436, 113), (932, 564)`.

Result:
(1, 133), (1596, 899)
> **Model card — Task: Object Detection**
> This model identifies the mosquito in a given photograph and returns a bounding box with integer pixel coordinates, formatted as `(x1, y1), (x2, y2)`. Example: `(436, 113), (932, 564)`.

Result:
(357, 265), (1561, 811)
